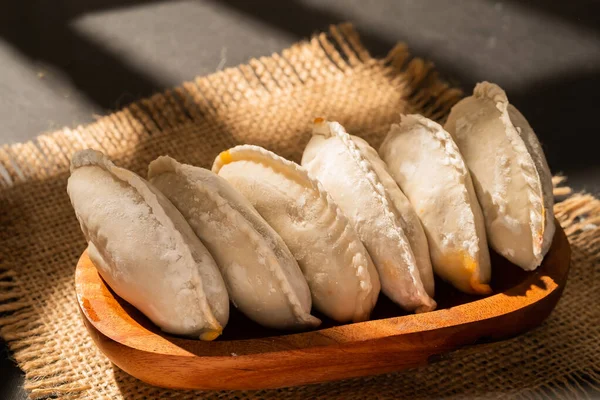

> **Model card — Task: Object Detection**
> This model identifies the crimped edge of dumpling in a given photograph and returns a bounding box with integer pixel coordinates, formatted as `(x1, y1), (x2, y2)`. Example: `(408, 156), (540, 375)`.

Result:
(387, 114), (492, 295)
(353, 135), (435, 299)
(474, 82), (554, 269)
(70, 149), (224, 340)
(150, 155), (321, 328)
(388, 114), (471, 178)
(212, 145), (379, 321)
(311, 119), (437, 312)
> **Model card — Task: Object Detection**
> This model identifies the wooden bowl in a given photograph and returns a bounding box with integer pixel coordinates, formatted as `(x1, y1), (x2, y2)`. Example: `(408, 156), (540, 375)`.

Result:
(75, 220), (570, 390)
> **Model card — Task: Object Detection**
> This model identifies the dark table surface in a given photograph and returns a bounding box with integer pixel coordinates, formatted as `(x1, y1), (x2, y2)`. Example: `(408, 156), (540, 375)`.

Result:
(1, 1), (599, 399)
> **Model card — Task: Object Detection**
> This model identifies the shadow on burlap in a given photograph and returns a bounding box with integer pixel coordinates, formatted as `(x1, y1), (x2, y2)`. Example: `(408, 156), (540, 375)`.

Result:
(0, 24), (598, 399)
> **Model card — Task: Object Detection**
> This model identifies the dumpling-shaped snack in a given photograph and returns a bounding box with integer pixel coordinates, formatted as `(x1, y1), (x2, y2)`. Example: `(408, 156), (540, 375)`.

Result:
(379, 115), (492, 295)
(350, 136), (436, 299)
(148, 156), (320, 330)
(302, 119), (436, 313)
(67, 149), (229, 340)
(444, 82), (555, 270)
(212, 145), (381, 323)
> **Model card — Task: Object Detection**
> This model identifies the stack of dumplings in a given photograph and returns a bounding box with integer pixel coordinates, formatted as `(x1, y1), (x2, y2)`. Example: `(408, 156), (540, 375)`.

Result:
(148, 156), (319, 330)
(302, 120), (436, 312)
(67, 81), (555, 340)
(68, 150), (229, 340)
(379, 115), (491, 295)
(211, 145), (380, 323)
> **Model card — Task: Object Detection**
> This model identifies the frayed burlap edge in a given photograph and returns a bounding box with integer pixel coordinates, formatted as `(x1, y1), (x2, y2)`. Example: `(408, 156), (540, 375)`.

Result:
(0, 24), (598, 399)
(0, 26), (461, 189)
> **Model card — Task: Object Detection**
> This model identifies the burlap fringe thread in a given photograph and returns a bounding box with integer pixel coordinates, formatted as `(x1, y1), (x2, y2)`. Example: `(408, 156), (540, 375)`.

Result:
(0, 24), (598, 399)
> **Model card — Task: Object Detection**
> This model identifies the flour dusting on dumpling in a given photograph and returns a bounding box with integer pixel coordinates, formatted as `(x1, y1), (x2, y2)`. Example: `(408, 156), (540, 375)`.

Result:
(380, 115), (492, 295)
(213, 145), (381, 322)
(302, 120), (436, 313)
(149, 155), (320, 330)
(445, 82), (555, 270)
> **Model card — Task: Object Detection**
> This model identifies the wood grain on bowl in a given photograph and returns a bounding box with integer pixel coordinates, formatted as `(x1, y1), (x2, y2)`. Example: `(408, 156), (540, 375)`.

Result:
(75, 220), (570, 390)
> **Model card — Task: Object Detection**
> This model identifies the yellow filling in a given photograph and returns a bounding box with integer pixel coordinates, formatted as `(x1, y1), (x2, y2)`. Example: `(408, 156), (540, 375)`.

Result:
(440, 251), (491, 295)
(218, 150), (233, 165)
(542, 207), (546, 224)
(470, 277), (492, 295)
(200, 329), (222, 341)
(532, 207), (546, 251)
(313, 117), (325, 124)
(539, 207), (546, 239)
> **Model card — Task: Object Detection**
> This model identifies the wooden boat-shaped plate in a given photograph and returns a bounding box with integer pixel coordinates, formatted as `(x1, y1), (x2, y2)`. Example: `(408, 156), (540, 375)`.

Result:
(75, 220), (570, 390)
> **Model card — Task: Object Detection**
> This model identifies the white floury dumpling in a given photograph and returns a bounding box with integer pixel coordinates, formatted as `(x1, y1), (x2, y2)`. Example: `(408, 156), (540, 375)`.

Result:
(351, 135), (436, 300)
(444, 82), (555, 270)
(212, 145), (381, 323)
(67, 149), (229, 340)
(380, 115), (492, 295)
(302, 119), (436, 313)
(148, 156), (320, 330)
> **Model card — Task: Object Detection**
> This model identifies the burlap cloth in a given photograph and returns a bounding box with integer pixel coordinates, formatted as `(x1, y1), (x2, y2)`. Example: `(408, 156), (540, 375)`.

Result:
(0, 24), (598, 399)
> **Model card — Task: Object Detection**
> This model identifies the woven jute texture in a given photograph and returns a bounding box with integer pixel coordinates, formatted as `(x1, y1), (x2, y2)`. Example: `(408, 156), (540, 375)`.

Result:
(0, 24), (598, 399)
